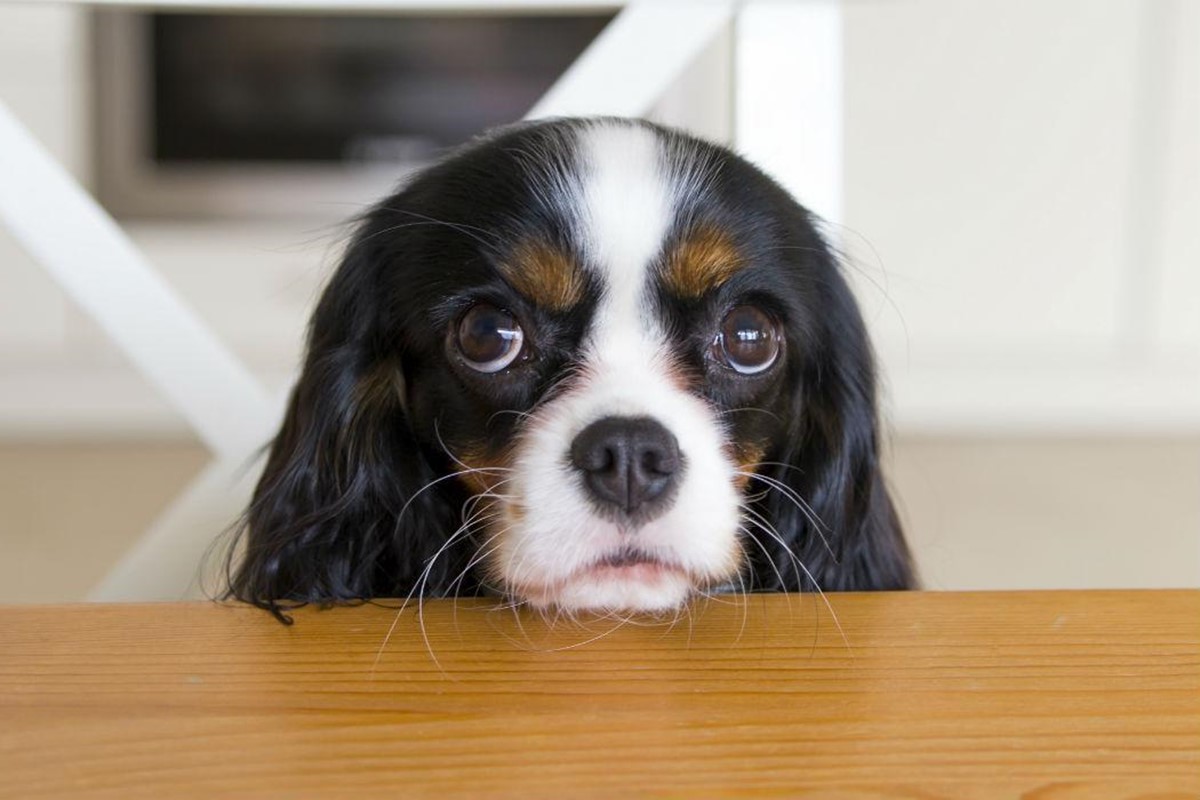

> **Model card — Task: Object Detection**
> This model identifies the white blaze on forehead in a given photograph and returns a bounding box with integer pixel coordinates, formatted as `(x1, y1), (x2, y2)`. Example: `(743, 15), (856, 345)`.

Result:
(577, 122), (672, 331)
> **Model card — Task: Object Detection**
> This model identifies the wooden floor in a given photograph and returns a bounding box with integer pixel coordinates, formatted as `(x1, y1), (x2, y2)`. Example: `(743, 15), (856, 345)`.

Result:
(0, 437), (1196, 602)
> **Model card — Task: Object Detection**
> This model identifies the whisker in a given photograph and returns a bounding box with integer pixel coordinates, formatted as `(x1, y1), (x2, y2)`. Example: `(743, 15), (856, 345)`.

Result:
(372, 493), (503, 676)
(717, 406), (783, 423)
(737, 519), (788, 591)
(741, 513), (851, 655)
(432, 418), (519, 479)
(451, 531), (506, 600)
(741, 460), (807, 477)
(487, 408), (537, 426)
(391, 465), (513, 534)
(450, 528), (510, 631)
(735, 470), (837, 562)
(536, 616), (632, 653)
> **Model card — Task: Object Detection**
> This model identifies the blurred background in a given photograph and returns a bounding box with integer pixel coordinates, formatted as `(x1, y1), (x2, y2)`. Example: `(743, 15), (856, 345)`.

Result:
(0, 0), (1197, 603)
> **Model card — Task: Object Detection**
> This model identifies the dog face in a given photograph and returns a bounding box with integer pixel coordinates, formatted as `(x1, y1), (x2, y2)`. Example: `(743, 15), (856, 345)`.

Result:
(229, 118), (913, 621)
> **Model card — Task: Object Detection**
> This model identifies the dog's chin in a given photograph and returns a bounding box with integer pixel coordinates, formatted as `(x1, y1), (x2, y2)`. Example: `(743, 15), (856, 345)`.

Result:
(516, 561), (697, 614)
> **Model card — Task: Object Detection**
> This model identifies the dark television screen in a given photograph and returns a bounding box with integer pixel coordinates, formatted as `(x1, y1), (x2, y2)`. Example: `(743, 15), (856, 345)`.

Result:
(151, 12), (614, 163)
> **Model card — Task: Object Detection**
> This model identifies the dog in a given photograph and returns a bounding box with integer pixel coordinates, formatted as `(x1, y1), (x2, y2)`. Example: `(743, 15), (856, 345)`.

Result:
(227, 117), (914, 622)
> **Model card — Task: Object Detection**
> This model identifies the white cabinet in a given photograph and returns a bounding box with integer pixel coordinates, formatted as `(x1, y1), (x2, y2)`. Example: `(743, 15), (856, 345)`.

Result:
(839, 0), (1200, 431)
(1154, 1), (1200, 359)
(846, 0), (1140, 356)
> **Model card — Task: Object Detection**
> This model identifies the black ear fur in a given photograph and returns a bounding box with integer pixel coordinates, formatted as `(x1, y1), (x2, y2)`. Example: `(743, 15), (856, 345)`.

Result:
(745, 248), (915, 593)
(225, 231), (474, 623)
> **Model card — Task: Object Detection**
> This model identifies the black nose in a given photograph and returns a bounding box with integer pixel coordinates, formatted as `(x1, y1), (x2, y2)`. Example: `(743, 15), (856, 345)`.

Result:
(569, 416), (684, 523)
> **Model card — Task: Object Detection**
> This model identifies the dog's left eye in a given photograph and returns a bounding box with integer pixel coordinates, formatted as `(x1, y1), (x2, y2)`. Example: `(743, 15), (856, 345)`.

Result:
(712, 305), (781, 375)
(457, 304), (526, 373)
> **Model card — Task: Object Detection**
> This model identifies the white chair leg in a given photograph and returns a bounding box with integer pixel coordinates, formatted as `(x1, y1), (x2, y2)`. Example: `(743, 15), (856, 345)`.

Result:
(0, 100), (282, 600)
(87, 454), (261, 601)
(735, 0), (845, 228)
(527, 0), (735, 119)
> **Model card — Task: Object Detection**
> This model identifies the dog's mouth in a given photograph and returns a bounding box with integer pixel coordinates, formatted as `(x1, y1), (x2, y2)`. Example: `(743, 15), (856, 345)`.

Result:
(510, 547), (697, 612)
(584, 549), (681, 582)
(595, 546), (667, 569)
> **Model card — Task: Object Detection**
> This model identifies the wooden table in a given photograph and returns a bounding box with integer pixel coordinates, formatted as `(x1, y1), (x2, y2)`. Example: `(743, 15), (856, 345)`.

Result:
(2, 591), (1197, 798)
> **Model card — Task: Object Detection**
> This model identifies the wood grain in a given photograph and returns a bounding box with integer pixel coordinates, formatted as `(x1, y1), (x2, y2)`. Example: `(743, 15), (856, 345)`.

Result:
(1, 591), (1197, 798)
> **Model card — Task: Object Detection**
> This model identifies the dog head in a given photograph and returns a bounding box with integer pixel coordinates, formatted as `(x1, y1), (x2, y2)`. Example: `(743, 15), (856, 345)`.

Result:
(229, 118), (913, 620)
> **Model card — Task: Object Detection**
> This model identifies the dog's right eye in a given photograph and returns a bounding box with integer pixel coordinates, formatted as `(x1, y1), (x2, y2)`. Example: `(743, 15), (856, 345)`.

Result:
(456, 304), (526, 373)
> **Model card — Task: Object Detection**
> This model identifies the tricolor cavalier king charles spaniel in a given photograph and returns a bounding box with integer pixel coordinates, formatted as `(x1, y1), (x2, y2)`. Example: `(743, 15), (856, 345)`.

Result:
(228, 117), (914, 622)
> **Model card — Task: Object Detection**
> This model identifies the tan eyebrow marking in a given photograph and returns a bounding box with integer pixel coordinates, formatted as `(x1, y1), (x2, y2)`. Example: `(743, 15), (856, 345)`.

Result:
(498, 238), (586, 312)
(662, 224), (746, 299)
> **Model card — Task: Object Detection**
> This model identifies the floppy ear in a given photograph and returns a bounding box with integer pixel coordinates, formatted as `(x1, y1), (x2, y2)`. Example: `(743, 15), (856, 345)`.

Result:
(226, 232), (474, 622)
(748, 252), (915, 593)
